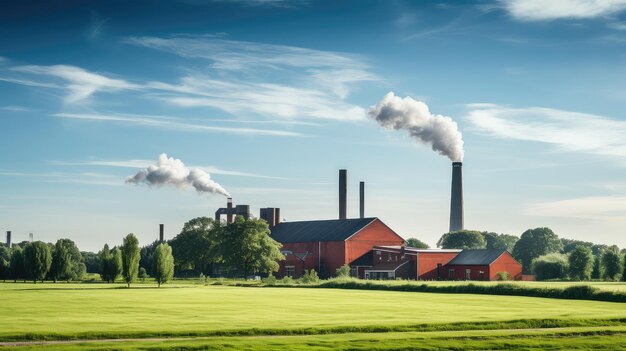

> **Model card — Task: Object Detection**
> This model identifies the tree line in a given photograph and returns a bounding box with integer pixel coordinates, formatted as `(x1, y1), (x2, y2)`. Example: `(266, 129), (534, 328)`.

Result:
(424, 228), (626, 281)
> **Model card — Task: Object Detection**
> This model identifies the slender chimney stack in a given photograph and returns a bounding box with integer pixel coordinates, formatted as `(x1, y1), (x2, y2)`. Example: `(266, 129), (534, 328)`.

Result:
(159, 224), (164, 243)
(226, 197), (233, 223)
(339, 169), (347, 219)
(359, 181), (365, 219)
(5, 231), (10, 248)
(449, 162), (464, 232)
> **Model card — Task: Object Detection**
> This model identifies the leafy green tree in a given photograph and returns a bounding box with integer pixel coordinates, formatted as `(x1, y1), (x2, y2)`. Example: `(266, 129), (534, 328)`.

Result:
(437, 230), (486, 249)
(111, 247), (123, 282)
(138, 267), (149, 282)
(592, 255), (603, 279)
(0, 246), (11, 281)
(98, 244), (113, 282)
(622, 252), (626, 282)
(140, 241), (159, 276)
(406, 238), (429, 249)
(482, 232), (518, 251)
(561, 239), (593, 254)
(50, 239), (85, 282)
(81, 251), (100, 273)
(602, 250), (623, 281)
(0, 246), (11, 282)
(170, 217), (220, 274)
(23, 241), (52, 283)
(153, 243), (175, 287)
(531, 253), (568, 281)
(219, 216), (284, 278)
(335, 264), (351, 277)
(121, 234), (140, 287)
(568, 245), (594, 281)
(10, 246), (25, 282)
(512, 227), (562, 274)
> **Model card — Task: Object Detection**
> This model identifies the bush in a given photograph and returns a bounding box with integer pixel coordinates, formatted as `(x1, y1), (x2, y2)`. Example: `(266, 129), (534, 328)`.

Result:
(138, 267), (148, 282)
(531, 253), (569, 280)
(496, 271), (510, 281)
(299, 269), (319, 284)
(262, 275), (278, 286)
(335, 264), (351, 278)
(280, 276), (294, 285)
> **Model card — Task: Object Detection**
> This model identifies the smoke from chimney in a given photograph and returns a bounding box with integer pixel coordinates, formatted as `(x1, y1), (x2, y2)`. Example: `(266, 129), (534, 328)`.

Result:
(126, 153), (230, 197)
(449, 162), (464, 232)
(368, 92), (464, 162)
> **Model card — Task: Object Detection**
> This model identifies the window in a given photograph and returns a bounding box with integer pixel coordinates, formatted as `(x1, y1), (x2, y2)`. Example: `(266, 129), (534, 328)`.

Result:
(465, 269), (471, 280)
(448, 269), (455, 280)
(285, 266), (295, 277)
(350, 267), (357, 277)
(478, 271), (485, 280)
(436, 263), (442, 278)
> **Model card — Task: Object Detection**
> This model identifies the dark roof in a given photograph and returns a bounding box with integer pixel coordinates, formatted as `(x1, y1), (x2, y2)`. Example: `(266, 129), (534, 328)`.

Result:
(270, 217), (377, 243)
(447, 249), (507, 266)
(350, 251), (373, 266)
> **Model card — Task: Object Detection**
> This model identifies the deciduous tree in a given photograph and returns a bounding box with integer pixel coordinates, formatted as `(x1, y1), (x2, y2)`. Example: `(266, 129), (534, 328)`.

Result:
(513, 228), (562, 274)
(406, 238), (429, 249)
(602, 249), (623, 281)
(153, 243), (174, 287)
(23, 241), (52, 283)
(437, 230), (486, 249)
(0, 246), (10, 282)
(122, 234), (140, 287)
(531, 253), (568, 281)
(50, 239), (85, 282)
(568, 245), (593, 281)
(10, 246), (25, 282)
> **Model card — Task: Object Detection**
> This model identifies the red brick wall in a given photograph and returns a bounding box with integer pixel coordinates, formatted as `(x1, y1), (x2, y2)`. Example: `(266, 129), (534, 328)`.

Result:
(417, 252), (459, 280)
(345, 219), (405, 264)
(444, 264), (490, 280)
(276, 241), (346, 278)
(489, 252), (523, 280)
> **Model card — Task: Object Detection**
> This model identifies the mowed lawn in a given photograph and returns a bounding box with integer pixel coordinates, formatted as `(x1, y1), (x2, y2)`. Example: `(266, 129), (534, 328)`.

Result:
(2, 282), (626, 341)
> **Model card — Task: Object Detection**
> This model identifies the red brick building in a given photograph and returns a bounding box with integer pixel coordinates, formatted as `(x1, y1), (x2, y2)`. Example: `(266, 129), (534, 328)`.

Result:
(270, 217), (405, 278)
(445, 249), (522, 281)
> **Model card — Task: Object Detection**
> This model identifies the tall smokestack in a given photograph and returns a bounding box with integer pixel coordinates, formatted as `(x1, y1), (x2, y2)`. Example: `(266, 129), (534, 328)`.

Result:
(227, 197), (233, 223)
(449, 162), (464, 232)
(339, 170), (347, 220)
(5, 231), (10, 248)
(359, 181), (365, 219)
(159, 224), (164, 243)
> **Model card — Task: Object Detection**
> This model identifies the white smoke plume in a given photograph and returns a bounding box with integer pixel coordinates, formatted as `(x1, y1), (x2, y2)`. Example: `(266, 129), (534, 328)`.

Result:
(126, 153), (231, 197)
(368, 92), (464, 161)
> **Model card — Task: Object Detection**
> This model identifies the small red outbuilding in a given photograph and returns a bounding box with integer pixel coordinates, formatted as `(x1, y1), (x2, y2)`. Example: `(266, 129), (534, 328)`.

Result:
(444, 249), (522, 281)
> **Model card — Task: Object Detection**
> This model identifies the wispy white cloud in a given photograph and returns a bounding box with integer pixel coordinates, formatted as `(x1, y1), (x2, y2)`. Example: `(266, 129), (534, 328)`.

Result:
(86, 11), (109, 40)
(182, 0), (308, 7)
(500, 0), (626, 21)
(54, 112), (303, 137)
(10, 65), (139, 104)
(466, 104), (626, 159)
(2, 105), (33, 112)
(0, 76), (61, 89)
(524, 196), (626, 219)
(49, 158), (288, 179)
(0, 170), (123, 186)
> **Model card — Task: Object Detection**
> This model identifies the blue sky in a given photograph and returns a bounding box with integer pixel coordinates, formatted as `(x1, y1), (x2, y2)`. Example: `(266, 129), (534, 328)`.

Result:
(2, 0), (626, 251)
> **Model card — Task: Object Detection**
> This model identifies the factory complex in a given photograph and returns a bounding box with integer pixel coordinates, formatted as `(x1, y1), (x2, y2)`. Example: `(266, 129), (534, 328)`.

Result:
(211, 163), (523, 281)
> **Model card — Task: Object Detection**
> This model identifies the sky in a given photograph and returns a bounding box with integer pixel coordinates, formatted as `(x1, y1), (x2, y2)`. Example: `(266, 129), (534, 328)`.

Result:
(2, 0), (626, 252)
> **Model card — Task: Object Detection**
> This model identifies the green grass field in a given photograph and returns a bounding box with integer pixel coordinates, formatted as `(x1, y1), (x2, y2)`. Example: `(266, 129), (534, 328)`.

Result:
(2, 282), (626, 350)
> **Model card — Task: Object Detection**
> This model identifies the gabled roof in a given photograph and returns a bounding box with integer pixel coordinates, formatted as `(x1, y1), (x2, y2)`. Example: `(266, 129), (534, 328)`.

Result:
(447, 249), (507, 266)
(270, 217), (377, 243)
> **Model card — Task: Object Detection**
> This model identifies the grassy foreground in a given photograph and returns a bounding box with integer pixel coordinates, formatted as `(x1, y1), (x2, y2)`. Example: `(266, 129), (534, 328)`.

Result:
(3, 282), (626, 350)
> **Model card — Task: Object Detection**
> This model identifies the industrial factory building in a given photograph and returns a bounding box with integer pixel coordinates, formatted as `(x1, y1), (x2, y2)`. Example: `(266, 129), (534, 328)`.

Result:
(215, 164), (522, 281)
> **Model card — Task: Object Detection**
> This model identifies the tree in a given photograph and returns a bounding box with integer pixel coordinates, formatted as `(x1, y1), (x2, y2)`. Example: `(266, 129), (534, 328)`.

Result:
(406, 238), (429, 249)
(482, 232), (518, 251)
(111, 247), (123, 282)
(602, 250), (623, 281)
(153, 243), (175, 287)
(0, 246), (11, 282)
(592, 255), (603, 279)
(568, 245), (594, 281)
(99, 244), (123, 283)
(512, 227), (562, 274)
(170, 217), (220, 275)
(437, 230), (486, 249)
(531, 253), (568, 281)
(9, 246), (25, 282)
(140, 241), (159, 277)
(50, 239), (85, 282)
(23, 241), (52, 283)
(122, 234), (140, 287)
(622, 252), (626, 282)
(81, 251), (100, 273)
(219, 216), (284, 278)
